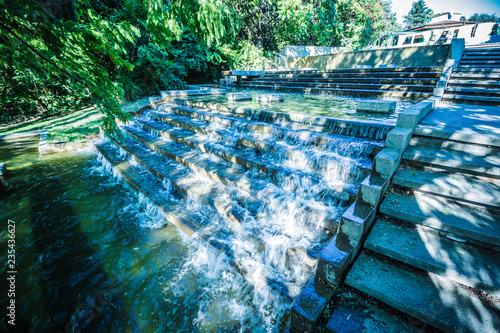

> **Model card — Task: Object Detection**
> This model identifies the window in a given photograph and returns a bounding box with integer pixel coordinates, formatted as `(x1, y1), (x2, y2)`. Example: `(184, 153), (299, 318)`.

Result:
(413, 35), (425, 43)
(391, 36), (399, 46)
(453, 30), (459, 38)
(403, 36), (412, 45)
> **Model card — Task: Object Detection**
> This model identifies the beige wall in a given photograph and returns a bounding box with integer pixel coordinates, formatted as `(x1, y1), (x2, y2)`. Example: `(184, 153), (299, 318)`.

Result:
(288, 45), (450, 69)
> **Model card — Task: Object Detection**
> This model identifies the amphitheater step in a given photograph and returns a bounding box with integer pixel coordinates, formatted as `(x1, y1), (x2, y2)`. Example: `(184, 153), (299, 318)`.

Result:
(409, 135), (500, 157)
(380, 191), (500, 247)
(450, 72), (500, 79)
(403, 145), (500, 178)
(413, 123), (500, 148)
(325, 287), (428, 333)
(346, 250), (500, 333)
(254, 77), (439, 85)
(239, 83), (431, 100)
(441, 94), (500, 105)
(365, 218), (500, 296)
(245, 81), (435, 92)
(393, 168), (500, 210)
(445, 87), (500, 96)
(261, 71), (441, 79)
(134, 118), (359, 201)
(447, 79), (500, 87)
(458, 64), (500, 68)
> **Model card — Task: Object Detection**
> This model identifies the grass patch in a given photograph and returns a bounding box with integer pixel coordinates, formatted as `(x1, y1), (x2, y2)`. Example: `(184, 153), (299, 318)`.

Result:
(0, 107), (102, 144)
(0, 98), (150, 144)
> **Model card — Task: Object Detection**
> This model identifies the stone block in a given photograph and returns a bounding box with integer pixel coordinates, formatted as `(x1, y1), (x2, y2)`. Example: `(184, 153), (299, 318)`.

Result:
(339, 201), (376, 244)
(396, 109), (421, 129)
(316, 233), (355, 287)
(356, 100), (397, 114)
(353, 65), (372, 69)
(227, 92), (252, 101)
(291, 276), (336, 332)
(433, 87), (445, 97)
(256, 93), (284, 102)
(436, 79), (448, 88)
(385, 128), (413, 151)
(358, 174), (391, 207)
(374, 148), (401, 178)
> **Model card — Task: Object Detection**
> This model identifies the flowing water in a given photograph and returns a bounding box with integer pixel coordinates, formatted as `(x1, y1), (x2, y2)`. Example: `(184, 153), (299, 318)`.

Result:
(1, 93), (392, 332)
(0, 145), (287, 332)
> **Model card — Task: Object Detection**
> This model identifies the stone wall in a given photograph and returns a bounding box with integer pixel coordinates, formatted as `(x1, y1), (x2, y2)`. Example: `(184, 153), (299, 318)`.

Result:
(288, 44), (451, 69)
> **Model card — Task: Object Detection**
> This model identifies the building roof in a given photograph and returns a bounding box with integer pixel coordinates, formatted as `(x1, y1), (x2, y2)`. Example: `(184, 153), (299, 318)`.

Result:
(406, 20), (476, 32)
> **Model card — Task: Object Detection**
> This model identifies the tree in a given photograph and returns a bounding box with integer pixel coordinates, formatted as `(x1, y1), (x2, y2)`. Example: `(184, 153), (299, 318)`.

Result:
(0, 0), (236, 135)
(403, 0), (434, 30)
(468, 13), (500, 23)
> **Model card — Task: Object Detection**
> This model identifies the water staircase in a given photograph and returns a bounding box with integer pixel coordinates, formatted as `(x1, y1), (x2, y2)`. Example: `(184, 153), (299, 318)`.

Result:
(93, 96), (392, 321)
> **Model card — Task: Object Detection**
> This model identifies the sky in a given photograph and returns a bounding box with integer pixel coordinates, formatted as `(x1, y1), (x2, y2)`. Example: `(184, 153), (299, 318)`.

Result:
(391, 0), (500, 24)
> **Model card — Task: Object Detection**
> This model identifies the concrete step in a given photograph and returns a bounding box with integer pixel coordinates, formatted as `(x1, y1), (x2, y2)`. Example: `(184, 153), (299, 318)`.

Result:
(451, 72), (500, 79)
(447, 79), (500, 87)
(410, 135), (500, 157)
(325, 287), (429, 333)
(346, 250), (500, 333)
(458, 64), (500, 69)
(403, 144), (500, 179)
(266, 67), (443, 75)
(239, 83), (431, 101)
(441, 93), (500, 105)
(413, 122), (500, 148)
(111, 135), (253, 228)
(461, 55), (500, 61)
(255, 77), (439, 85)
(93, 140), (206, 236)
(459, 59), (500, 65)
(135, 118), (360, 200)
(121, 125), (345, 232)
(393, 167), (500, 211)
(445, 86), (500, 96)
(165, 99), (393, 140)
(380, 191), (500, 248)
(148, 110), (372, 183)
(365, 218), (500, 295)
(261, 72), (441, 79)
(246, 81), (435, 92)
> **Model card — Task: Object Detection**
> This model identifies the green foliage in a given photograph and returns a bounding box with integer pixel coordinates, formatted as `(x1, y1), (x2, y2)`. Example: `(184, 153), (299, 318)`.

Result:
(468, 13), (500, 23)
(403, 0), (434, 30)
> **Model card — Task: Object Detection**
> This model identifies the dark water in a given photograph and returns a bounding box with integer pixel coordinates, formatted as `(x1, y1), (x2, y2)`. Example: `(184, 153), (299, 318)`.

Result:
(0, 145), (283, 332)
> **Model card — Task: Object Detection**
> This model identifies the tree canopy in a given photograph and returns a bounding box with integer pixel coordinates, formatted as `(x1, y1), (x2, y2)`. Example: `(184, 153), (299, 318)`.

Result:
(403, 0), (433, 30)
(0, 0), (399, 135)
(468, 13), (500, 23)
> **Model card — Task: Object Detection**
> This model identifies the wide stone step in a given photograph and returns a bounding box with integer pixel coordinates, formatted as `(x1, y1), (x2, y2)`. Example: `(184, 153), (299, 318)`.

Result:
(325, 287), (436, 333)
(380, 191), (500, 248)
(463, 49), (500, 55)
(255, 77), (439, 85)
(149, 110), (372, 183)
(239, 83), (431, 101)
(135, 118), (360, 200)
(164, 99), (393, 140)
(410, 135), (500, 157)
(450, 72), (500, 79)
(413, 122), (500, 148)
(111, 135), (254, 227)
(246, 81), (435, 92)
(403, 144), (500, 179)
(261, 72), (441, 79)
(447, 79), (500, 88)
(458, 64), (500, 69)
(365, 218), (500, 295)
(346, 250), (500, 333)
(461, 55), (500, 61)
(445, 86), (500, 96)
(121, 125), (345, 232)
(441, 93), (500, 105)
(393, 168), (500, 210)
(265, 67), (443, 75)
(93, 140), (206, 236)
(459, 59), (500, 65)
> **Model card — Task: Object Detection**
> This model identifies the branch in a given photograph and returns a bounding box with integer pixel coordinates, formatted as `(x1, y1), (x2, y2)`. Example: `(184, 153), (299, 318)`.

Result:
(0, 22), (82, 82)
